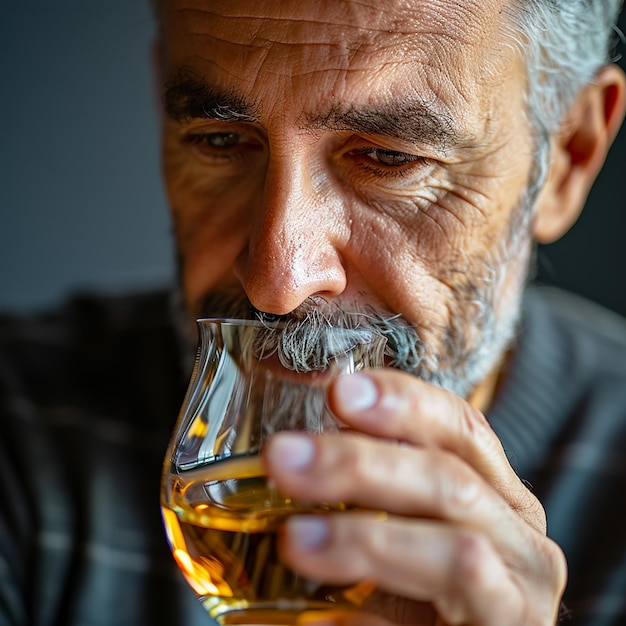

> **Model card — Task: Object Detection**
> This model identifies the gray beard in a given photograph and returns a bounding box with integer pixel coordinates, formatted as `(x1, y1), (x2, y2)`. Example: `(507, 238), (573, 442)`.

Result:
(191, 278), (523, 400)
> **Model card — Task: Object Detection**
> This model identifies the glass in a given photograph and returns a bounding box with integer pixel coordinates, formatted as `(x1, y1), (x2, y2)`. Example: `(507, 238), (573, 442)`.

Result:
(160, 318), (385, 625)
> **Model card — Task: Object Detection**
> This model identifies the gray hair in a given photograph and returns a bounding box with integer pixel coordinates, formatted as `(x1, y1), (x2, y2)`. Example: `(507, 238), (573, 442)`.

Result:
(508, 1), (623, 135)
(497, 0), (623, 195)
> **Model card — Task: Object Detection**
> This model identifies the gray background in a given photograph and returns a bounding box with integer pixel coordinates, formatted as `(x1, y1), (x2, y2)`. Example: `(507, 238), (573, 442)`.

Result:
(1, 3), (625, 317)
(1, 1), (173, 313)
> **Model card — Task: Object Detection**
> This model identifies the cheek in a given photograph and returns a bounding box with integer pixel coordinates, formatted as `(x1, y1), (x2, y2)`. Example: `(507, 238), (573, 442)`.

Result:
(341, 195), (460, 324)
(342, 174), (523, 324)
(162, 140), (259, 305)
(176, 223), (244, 309)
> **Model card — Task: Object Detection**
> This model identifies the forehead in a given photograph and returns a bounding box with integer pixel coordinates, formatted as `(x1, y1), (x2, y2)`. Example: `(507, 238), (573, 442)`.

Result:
(161, 0), (517, 129)
(163, 0), (508, 64)
(163, 0), (504, 41)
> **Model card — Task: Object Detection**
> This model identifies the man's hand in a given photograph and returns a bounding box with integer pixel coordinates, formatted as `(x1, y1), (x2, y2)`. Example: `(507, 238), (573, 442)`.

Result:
(263, 370), (567, 625)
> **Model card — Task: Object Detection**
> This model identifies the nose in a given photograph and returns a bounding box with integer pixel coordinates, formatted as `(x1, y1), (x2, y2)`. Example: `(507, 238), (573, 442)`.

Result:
(233, 153), (348, 315)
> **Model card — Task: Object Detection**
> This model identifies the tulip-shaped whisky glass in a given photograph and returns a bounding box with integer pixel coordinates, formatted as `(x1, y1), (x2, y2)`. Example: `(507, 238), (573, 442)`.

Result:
(160, 318), (385, 625)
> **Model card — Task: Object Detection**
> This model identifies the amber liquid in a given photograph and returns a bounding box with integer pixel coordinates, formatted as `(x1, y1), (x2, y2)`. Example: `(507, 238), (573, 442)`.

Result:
(161, 455), (375, 624)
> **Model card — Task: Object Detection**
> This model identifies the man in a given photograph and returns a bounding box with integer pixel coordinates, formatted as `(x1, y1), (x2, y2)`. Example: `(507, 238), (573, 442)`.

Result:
(1, 1), (625, 625)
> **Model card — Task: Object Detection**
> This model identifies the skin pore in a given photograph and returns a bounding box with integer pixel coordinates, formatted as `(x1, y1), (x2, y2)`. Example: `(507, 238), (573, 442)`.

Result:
(160, 0), (539, 406)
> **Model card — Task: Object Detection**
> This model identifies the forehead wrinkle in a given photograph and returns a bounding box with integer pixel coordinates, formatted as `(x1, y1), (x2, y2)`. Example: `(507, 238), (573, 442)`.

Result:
(171, 0), (505, 47)
(177, 5), (414, 44)
(166, 0), (511, 81)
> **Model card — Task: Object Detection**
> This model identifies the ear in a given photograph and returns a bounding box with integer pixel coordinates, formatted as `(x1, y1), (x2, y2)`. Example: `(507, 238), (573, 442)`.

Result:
(532, 64), (626, 243)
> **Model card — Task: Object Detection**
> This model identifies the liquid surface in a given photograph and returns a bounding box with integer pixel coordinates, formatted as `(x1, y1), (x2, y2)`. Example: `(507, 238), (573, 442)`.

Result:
(161, 456), (375, 624)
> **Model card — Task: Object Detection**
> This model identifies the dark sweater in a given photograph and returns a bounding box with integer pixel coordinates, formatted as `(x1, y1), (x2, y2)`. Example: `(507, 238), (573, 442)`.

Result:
(489, 287), (626, 624)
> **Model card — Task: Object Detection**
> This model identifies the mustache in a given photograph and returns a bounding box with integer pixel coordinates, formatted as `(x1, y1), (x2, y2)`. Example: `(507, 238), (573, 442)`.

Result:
(196, 293), (425, 374)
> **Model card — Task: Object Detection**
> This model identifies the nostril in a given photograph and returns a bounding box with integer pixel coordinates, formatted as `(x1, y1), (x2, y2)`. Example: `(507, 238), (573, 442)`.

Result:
(248, 305), (287, 322)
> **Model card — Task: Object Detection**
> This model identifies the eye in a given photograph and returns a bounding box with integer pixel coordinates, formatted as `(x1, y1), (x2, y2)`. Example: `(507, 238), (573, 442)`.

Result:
(184, 129), (263, 163)
(187, 131), (242, 149)
(349, 147), (426, 168)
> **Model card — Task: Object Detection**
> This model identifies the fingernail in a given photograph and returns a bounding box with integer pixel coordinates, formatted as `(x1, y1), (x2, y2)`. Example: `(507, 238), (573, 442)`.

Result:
(335, 373), (378, 412)
(287, 516), (330, 550)
(269, 432), (315, 470)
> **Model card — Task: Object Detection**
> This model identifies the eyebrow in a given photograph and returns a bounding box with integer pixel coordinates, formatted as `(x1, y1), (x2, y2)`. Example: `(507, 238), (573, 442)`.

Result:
(163, 70), (466, 153)
(305, 102), (464, 153)
(163, 70), (260, 123)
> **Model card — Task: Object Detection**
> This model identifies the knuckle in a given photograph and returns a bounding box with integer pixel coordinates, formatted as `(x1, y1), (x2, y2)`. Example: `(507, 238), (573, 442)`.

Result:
(331, 514), (386, 575)
(521, 538), (569, 626)
(347, 437), (378, 485)
(430, 450), (484, 517)
(437, 531), (504, 624)
(406, 380), (430, 417)
(321, 435), (385, 502)
(361, 520), (388, 559)
(458, 399), (491, 439)
(544, 538), (568, 594)
(521, 528), (567, 589)
(434, 531), (494, 625)
(453, 529), (494, 585)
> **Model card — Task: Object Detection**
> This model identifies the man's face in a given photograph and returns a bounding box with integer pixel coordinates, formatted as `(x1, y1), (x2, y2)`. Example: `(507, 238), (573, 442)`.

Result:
(159, 0), (537, 397)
